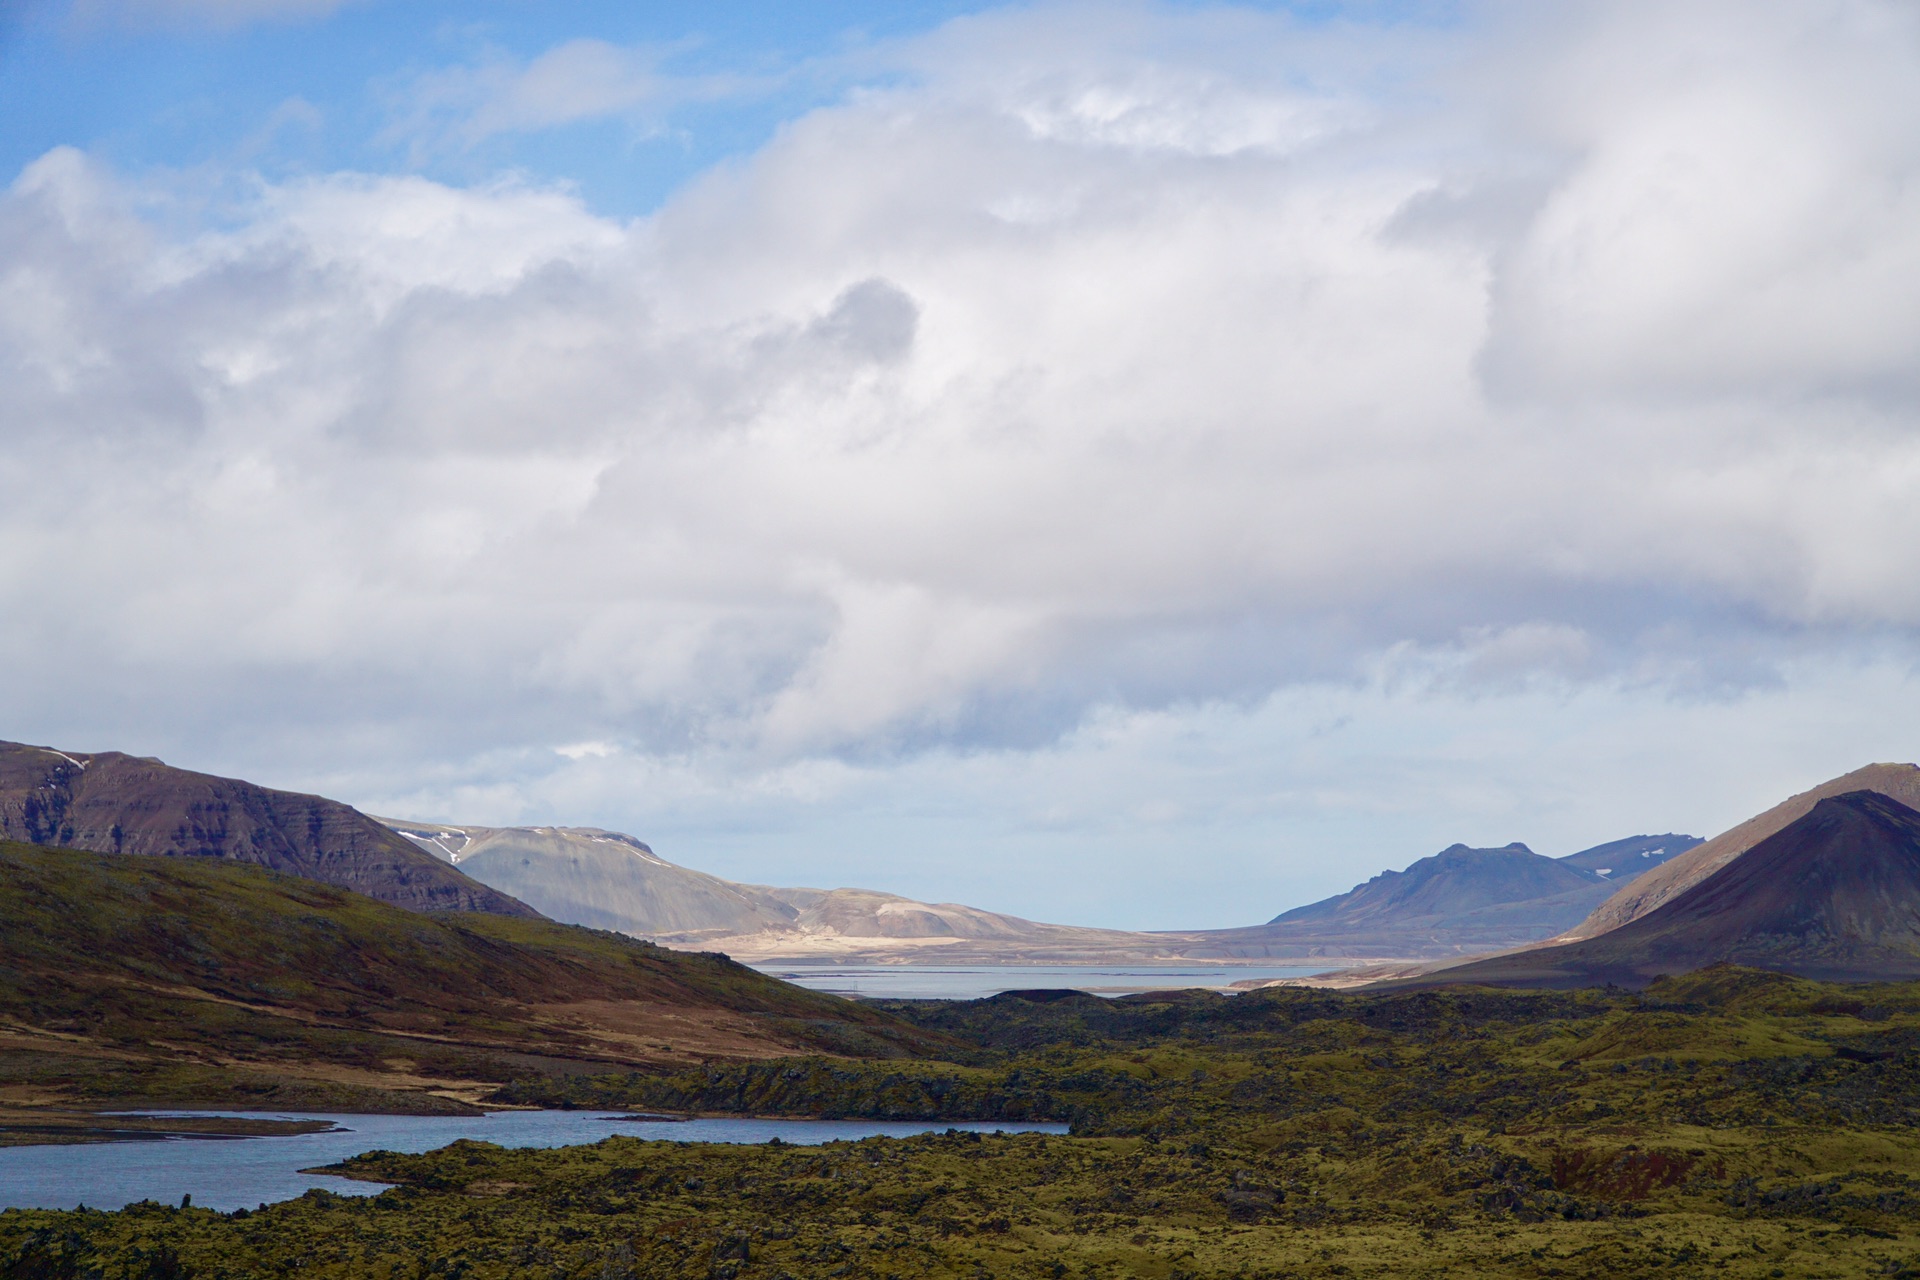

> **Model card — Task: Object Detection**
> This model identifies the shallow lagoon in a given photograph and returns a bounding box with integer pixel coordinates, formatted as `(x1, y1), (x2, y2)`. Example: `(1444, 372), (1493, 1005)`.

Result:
(0, 1111), (1067, 1213)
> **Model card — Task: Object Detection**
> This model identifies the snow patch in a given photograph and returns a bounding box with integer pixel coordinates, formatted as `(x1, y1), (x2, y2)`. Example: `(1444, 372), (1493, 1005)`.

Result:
(393, 827), (471, 863)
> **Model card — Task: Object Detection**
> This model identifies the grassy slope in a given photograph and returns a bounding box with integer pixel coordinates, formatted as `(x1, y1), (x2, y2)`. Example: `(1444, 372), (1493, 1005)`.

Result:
(9, 966), (1920, 1276)
(0, 840), (939, 1114)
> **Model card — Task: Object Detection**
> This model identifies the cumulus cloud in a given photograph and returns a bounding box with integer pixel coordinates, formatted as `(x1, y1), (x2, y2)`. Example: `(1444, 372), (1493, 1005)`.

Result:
(5, 0), (1920, 907)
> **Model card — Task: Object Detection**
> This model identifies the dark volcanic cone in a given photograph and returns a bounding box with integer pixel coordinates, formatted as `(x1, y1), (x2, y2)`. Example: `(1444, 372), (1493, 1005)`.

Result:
(1401, 790), (1920, 988)
(0, 741), (539, 918)
(1565, 761), (1920, 940)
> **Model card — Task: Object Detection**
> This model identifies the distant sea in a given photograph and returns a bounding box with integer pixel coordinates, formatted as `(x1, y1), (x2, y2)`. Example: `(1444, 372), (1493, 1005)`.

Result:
(752, 964), (1333, 1000)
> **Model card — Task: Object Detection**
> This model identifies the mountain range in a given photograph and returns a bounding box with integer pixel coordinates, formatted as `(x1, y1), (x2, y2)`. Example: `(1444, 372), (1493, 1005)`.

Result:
(0, 738), (1708, 966)
(381, 817), (1702, 965)
(10, 733), (1920, 991)
(382, 767), (1920, 989)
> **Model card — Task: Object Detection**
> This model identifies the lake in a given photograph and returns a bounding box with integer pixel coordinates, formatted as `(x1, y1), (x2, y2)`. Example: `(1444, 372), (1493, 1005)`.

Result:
(0, 1112), (1068, 1213)
(753, 963), (1330, 1000)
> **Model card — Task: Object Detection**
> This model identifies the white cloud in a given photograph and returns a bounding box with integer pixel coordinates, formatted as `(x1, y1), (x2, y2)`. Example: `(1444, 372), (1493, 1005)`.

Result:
(351, 655), (1920, 928)
(6, 0), (1920, 916)
(1478, 1), (1920, 401)
(386, 37), (764, 157)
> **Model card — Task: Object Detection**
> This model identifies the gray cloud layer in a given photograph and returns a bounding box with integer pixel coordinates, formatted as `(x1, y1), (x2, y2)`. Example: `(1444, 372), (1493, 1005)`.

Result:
(4, 0), (1919, 913)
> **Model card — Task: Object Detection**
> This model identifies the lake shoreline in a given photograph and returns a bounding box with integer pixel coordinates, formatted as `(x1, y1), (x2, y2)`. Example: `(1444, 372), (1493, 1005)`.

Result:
(0, 1102), (1064, 1150)
(0, 1111), (1071, 1212)
(0, 1109), (345, 1149)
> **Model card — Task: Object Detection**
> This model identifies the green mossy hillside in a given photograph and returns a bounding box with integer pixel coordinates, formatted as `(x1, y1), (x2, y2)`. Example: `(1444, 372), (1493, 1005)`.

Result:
(0, 840), (941, 1115)
(11, 968), (1920, 1276)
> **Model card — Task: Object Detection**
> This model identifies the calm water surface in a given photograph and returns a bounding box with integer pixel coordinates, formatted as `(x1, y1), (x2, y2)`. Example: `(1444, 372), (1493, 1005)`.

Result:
(756, 964), (1329, 1000)
(0, 1112), (1067, 1213)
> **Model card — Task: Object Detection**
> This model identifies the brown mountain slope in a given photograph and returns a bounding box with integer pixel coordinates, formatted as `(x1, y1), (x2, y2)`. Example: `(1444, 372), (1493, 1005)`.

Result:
(1565, 762), (1920, 941)
(1403, 790), (1920, 989)
(0, 741), (536, 917)
(0, 839), (938, 1113)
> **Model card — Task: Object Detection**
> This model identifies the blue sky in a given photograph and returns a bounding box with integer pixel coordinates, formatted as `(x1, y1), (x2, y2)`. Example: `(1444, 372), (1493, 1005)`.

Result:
(1, 0), (1426, 214)
(1, 0), (992, 212)
(4, 0), (1919, 928)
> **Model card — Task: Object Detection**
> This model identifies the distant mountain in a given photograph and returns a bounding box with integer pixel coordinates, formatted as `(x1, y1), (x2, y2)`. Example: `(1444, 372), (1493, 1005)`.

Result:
(381, 820), (799, 936)
(1412, 791), (1920, 988)
(1269, 843), (1601, 927)
(0, 741), (536, 918)
(1268, 832), (1700, 929)
(1565, 763), (1920, 941)
(1555, 833), (1701, 880)
(0, 838), (934, 1111)
(1166, 834), (1701, 964)
(377, 816), (1710, 966)
(1160, 842), (1606, 962)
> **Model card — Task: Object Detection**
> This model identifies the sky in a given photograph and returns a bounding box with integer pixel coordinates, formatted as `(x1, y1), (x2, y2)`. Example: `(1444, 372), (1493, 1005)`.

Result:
(3, 0), (1920, 930)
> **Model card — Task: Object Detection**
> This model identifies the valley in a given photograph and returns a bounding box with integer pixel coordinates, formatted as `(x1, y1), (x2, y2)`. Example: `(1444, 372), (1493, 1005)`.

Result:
(4, 752), (1920, 1275)
(379, 817), (1704, 969)
(10, 968), (1920, 1277)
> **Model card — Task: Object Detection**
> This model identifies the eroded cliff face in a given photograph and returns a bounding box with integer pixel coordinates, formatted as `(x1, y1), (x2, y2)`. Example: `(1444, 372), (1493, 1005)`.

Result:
(0, 740), (539, 917)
